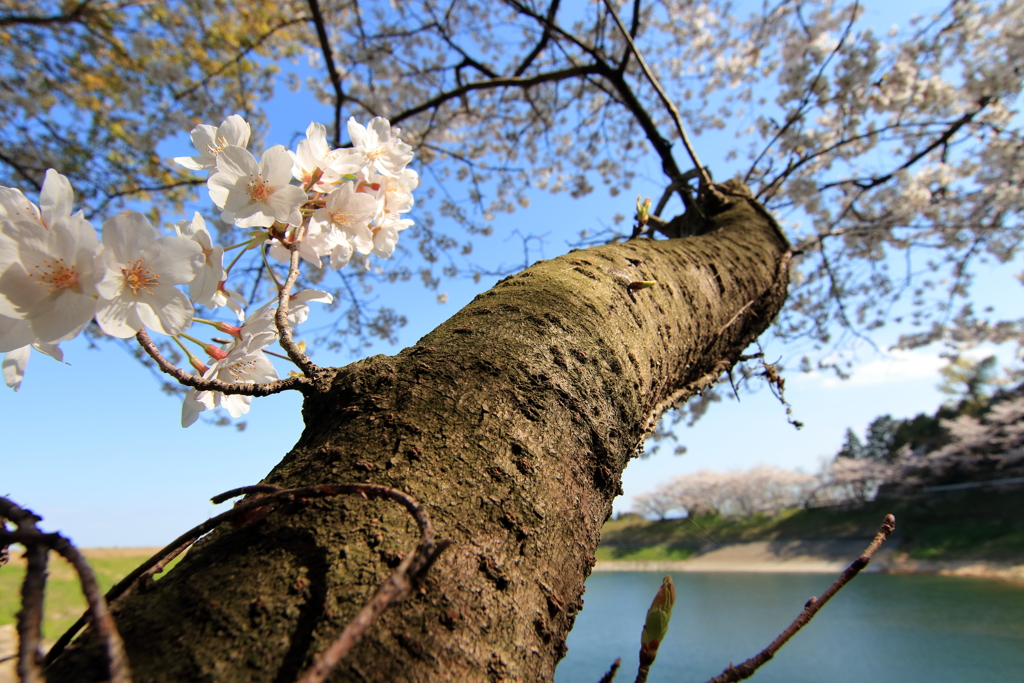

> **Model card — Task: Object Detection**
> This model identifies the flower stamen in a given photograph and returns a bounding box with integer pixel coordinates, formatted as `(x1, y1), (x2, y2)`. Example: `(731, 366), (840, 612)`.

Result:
(121, 259), (160, 296)
(34, 258), (80, 292)
(247, 175), (273, 202)
(206, 135), (230, 156)
(330, 211), (354, 228)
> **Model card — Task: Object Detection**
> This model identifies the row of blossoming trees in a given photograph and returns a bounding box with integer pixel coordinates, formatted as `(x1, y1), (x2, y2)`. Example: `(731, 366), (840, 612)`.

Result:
(0, 115), (418, 425)
(633, 382), (1024, 520)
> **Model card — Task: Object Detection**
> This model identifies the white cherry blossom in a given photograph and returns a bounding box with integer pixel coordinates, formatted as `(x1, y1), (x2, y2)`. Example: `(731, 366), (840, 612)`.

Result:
(0, 170), (75, 231)
(267, 224), (326, 269)
(175, 212), (225, 307)
(207, 145), (307, 228)
(1, 328), (63, 391)
(290, 122), (362, 192)
(180, 334), (278, 427)
(347, 117), (414, 177)
(371, 215), (414, 259)
(285, 289), (333, 326)
(308, 183), (377, 268)
(210, 283), (247, 321)
(0, 213), (102, 343)
(95, 212), (203, 338)
(174, 115), (251, 172)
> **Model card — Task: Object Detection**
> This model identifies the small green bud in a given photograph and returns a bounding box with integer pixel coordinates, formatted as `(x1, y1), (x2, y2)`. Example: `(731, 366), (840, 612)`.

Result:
(628, 280), (657, 291)
(635, 195), (652, 226)
(639, 575), (675, 664)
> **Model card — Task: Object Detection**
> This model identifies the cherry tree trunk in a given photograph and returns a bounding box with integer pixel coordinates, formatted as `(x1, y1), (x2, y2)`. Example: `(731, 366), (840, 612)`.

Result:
(48, 192), (790, 682)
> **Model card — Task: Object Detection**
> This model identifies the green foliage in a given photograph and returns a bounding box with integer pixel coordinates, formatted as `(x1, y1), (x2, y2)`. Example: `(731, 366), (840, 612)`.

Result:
(939, 355), (1001, 416)
(836, 427), (863, 459)
(833, 375), (1024, 465)
(599, 488), (1024, 561)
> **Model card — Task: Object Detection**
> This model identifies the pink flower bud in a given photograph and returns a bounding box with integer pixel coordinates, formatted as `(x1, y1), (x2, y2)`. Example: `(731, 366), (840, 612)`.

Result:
(205, 345), (229, 361)
(214, 321), (243, 338)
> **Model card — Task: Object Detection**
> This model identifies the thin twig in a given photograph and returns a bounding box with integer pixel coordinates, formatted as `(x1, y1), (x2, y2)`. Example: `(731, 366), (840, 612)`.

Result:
(601, 0), (711, 187)
(717, 300), (755, 336)
(306, 0), (345, 147)
(17, 542), (46, 683)
(135, 328), (311, 395)
(701, 514), (897, 683)
(1, 497), (132, 683)
(274, 245), (322, 382)
(597, 657), (622, 683)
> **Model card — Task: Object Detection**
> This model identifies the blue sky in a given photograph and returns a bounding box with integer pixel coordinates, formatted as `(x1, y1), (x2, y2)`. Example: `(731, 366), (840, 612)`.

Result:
(2, 0), (1021, 547)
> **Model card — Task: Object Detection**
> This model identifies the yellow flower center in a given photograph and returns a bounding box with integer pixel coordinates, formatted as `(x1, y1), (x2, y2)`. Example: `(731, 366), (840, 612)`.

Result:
(121, 259), (159, 296)
(34, 258), (79, 292)
(247, 175), (273, 202)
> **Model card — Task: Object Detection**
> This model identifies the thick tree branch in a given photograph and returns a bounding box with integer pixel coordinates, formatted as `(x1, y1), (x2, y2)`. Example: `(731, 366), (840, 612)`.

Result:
(306, 0), (347, 147)
(601, 0), (710, 188)
(387, 64), (604, 126)
(45, 483), (444, 676)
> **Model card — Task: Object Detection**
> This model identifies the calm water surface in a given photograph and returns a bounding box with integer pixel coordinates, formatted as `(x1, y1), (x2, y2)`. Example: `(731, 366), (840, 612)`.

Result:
(555, 572), (1024, 683)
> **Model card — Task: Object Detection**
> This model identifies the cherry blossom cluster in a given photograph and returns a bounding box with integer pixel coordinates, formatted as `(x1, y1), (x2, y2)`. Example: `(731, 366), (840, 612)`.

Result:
(0, 115), (418, 427)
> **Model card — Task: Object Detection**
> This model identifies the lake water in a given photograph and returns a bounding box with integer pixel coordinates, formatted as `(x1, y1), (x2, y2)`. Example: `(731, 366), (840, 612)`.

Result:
(555, 572), (1024, 683)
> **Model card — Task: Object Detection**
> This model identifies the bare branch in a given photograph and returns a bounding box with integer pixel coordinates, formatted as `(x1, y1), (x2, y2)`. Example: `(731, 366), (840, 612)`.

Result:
(388, 64), (604, 127)
(600, 0), (710, 188)
(597, 657), (621, 683)
(135, 328), (312, 395)
(513, 0), (561, 77)
(274, 243), (326, 386)
(306, 0), (346, 147)
(701, 514), (897, 683)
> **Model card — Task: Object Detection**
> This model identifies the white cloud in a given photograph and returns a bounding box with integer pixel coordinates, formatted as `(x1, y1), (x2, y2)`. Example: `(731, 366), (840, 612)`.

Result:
(796, 349), (945, 389)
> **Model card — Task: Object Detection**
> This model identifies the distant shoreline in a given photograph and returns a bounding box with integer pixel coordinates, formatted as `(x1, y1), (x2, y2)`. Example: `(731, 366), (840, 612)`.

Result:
(593, 540), (1024, 583)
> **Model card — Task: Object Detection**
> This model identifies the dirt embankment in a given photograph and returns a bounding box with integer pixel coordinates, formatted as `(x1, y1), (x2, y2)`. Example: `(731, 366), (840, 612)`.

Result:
(593, 538), (1024, 583)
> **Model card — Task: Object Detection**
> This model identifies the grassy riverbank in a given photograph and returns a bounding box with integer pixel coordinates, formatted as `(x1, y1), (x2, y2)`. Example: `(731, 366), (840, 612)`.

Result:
(598, 486), (1024, 562)
(2, 488), (1021, 639)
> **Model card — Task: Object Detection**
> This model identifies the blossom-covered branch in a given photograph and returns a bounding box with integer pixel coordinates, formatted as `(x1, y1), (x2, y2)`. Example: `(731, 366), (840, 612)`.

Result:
(1, 113), (419, 427)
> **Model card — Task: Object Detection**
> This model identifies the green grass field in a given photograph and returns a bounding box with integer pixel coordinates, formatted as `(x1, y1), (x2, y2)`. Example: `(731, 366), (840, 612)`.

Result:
(0, 549), (161, 639)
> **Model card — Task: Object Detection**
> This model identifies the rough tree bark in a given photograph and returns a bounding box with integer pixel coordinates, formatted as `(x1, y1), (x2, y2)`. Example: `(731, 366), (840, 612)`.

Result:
(48, 188), (790, 682)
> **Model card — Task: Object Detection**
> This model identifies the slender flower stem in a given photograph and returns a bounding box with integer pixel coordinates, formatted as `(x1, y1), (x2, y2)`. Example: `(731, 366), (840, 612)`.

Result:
(225, 243), (252, 274)
(171, 335), (199, 360)
(178, 332), (209, 349)
(261, 244), (283, 289)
